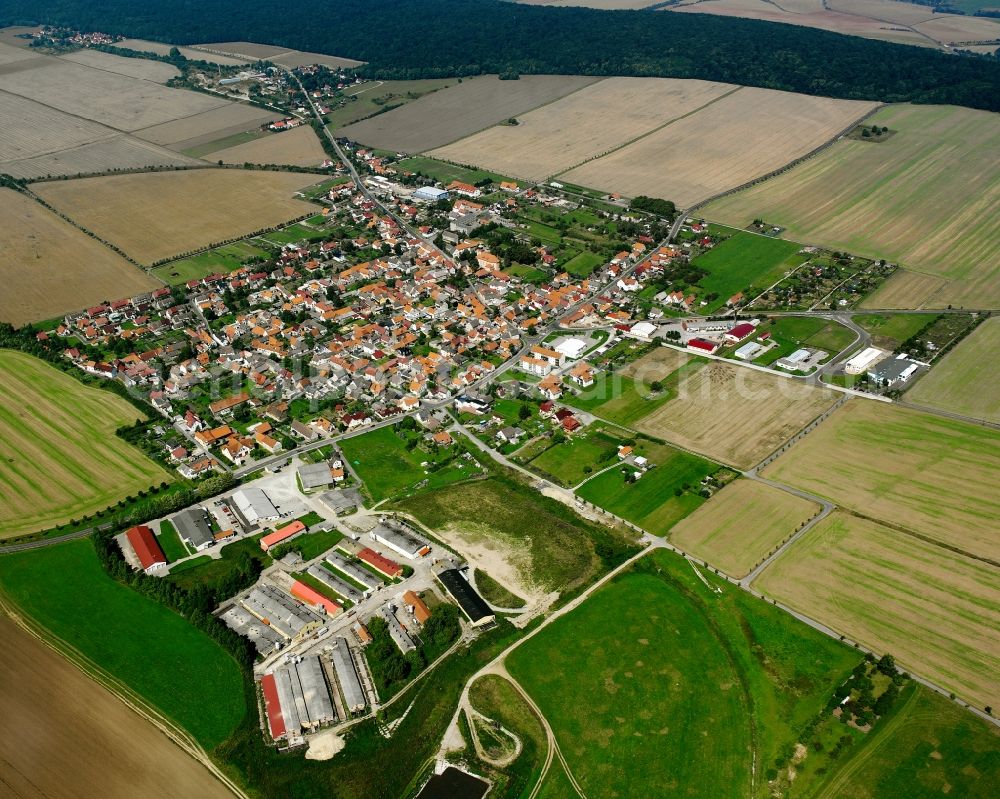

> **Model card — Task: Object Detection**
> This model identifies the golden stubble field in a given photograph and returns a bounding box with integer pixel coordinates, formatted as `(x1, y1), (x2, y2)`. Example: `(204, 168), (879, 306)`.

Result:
(756, 512), (1000, 711)
(633, 360), (840, 469)
(215, 124), (328, 167)
(0, 189), (160, 325)
(905, 317), (1000, 424)
(429, 77), (734, 181)
(0, 615), (234, 799)
(35, 169), (319, 264)
(0, 351), (173, 538)
(761, 400), (1000, 561)
(620, 345), (692, 380)
(339, 74), (601, 153)
(669, 479), (820, 578)
(704, 104), (1000, 309)
(561, 86), (878, 207)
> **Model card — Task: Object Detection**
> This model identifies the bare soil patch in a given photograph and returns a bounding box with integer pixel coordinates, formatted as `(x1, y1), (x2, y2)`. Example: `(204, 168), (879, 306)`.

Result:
(430, 77), (732, 181)
(633, 361), (839, 468)
(339, 74), (601, 153)
(0, 188), (159, 326)
(563, 87), (877, 206)
(670, 479), (819, 577)
(34, 169), (318, 264)
(757, 512), (1000, 710)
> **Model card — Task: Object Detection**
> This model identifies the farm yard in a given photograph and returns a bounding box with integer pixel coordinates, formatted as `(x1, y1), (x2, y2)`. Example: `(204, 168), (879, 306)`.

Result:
(34, 169), (320, 264)
(668, 479), (819, 578)
(507, 549), (862, 799)
(633, 361), (840, 469)
(0, 616), (236, 799)
(690, 230), (809, 312)
(212, 124), (328, 167)
(560, 87), (877, 207)
(703, 105), (1000, 309)
(0, 351), (172, 539)
(756, 512), (1000, 711)
(761, 400), (1000, 562)
(905, 317), (1000, 424)
(0, 539), (246, 749)
(574, 440), (720, 534)
(338, 74), (601, 153)
(428, 77), (733, 181)
(0, 189), (159, 326)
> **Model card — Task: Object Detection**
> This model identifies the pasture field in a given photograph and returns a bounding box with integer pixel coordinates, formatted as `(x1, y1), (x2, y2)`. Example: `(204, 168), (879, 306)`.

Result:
(0, 56), (228, 132)
(58, 48), (180, 82)
(0, 351), (172, 538)
(0, 539), (246, 749)
(135, 103), (282, 150)
(761, 400), (1000, 561)
(633, 361), (839, 469)
(339, 425), (472, 503)
(0, 616), (235, 799)
(562, 250), (604, 277)
(429, 77), (732, 181)
(905, 317), (1000, 424)
(798, 682), (1000, 799)
(213, 124), (328, 167)
(35, 170), (318, 264)
(691, 230), (808, 312)
(669, 479), (819, 578)
(757, 512), (1000, 710)
(506, 548), (862, 798)
(338, 74), (601, 153)
(152, 240), (271, 285)
(0, 189), (160, 326)
(853, 312), (933, 349)
(525, 425), (624, 486)
(390, 472), (637, 600)
(562, 87), (877, 207)
(704, 105), (1000, 308)
(575, 440), (718, 534)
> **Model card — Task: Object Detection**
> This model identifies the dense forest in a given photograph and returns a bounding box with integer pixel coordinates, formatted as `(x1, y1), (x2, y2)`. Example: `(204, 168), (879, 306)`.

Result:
(2, 0), (1000, 111)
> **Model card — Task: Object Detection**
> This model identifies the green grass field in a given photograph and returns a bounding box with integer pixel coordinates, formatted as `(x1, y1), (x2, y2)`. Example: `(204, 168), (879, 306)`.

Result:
(692, 231), (808, 312)
(0, 539), (245, 749)
(474, 569), (526, 609)
(280, 528), (343, 561)
(260, 223), (327, 247)
(166, 536), (270, 593)
(527, 426), (622, 487)
(390, 472), (636, 596)
(181, 130), (264, 159)
(397, 155), (514, 186)
(575, 440), (718, 534)
(562, 250), (604, 277)
(0, 351), (173, 539)
(505, 263), (549, 283)
(507, 549), (862, 798)
(156, 520), (191, 562)
(339, 426), (474, 503)
(152, 240), (271, 285)
(853, 313), (933, 348)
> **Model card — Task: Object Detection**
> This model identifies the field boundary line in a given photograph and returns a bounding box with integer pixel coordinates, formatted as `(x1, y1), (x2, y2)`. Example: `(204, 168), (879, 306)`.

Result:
(0, 592), (250, 799)
(417, 75), (608, 156)
(551, 84), (743, 180)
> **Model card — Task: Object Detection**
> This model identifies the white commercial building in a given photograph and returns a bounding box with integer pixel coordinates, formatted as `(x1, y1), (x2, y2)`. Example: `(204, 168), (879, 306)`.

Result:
(554, 337), (588, 360)
(733, 341), (766, 361)
(231, 487), (280, 525)
(413, 186), (449, 202)
(844, 347), (889, 375)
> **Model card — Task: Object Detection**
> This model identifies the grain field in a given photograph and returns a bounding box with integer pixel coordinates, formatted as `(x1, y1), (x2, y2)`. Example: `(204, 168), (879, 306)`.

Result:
(214, 124), (328, 167)
(58, 48), (181, 82)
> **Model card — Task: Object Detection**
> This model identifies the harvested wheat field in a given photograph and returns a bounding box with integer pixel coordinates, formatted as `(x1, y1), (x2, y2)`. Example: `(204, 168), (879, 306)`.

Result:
(4, 135), (201, 180)
(116, 38), (247, 66)
(757, 512), (1000, 710)
(134, 103), (281, 150)
(35, 170), (318, 264)
(704, 105), (1000, 308)
(633, 360), (839, 469)
(215, 124), (328, 167)
(620, 345), (692, 381)
(761, 400), (1000, 561)
(0, 89), (115, 162)
(0, 39), (44, 64)
(831, 0), (1000, 46)
(430, 78), (734, 181)
(562, 87), (877, 206)
(667, 0), (932, 47)
(194, 41), (364, 68)
(0, 616), (234, 799)
(0, 351), (172, 538)
(669, 479), (820, 578)
(0, 57), (228, 132)
(339, 74), (601, 153)
(58, 48), (181, 82)
(0, 189), (159, 325)
(906, 317), (1000, 424)
(518, 0), (660, 7)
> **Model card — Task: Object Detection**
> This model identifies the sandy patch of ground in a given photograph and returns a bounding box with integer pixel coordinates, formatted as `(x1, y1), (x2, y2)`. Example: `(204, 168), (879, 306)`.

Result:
(305, 729), (346, 760)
